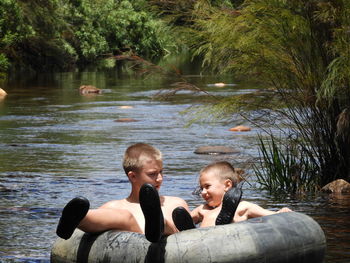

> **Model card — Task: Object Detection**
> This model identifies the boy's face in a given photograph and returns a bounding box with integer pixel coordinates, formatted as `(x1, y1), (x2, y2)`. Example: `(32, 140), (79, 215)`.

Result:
(133, 158), (163, 191)
(199, 171), (231, 208)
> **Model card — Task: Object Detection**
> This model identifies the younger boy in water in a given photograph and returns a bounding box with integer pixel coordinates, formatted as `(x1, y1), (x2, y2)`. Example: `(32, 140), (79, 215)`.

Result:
(173, 161), (291, 230)
(56, 143), (190, 242)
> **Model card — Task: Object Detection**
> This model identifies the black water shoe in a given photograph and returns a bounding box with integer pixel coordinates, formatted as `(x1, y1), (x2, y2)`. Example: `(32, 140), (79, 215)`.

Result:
(56, 196), (90, 240)
(172, 206), (196, 231)
(139, 183), (164, 242)
(215, 186), (242, 225)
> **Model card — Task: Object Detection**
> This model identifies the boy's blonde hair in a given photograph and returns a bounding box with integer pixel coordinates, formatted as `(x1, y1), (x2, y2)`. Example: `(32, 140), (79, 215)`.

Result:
(123, 143), (162, 174)
(200, 161), (244, 186)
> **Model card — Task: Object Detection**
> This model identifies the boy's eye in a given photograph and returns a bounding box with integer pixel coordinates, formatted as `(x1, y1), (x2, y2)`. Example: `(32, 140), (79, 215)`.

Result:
(200, 184), (210, 191)
(148, 171), (162, 177)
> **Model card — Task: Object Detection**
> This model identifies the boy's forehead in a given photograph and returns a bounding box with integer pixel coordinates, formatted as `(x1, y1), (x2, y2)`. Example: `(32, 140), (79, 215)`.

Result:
(201, 168), (219, 177)
(200, 170), (221, 181)
(140, 156), (163, 167)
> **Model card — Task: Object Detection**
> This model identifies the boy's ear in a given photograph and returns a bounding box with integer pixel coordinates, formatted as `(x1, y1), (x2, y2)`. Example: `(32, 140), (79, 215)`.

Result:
(224, 179), (233, 191)
(127, 171), (137, 182)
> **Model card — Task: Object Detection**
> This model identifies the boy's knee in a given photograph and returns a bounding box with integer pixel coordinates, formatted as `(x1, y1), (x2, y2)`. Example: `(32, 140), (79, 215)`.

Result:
(122, 210), (134, 220)
(119, 210), (136, 225)
(119, 210), (142, 233)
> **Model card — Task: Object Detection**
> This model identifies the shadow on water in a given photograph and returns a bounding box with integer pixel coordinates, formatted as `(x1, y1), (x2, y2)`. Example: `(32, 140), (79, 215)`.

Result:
(0, 62), (349, 262)
(313, 194), (350, 262)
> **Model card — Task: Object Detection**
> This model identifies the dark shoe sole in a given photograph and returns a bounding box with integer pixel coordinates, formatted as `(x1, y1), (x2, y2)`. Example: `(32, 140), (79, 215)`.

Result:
(172, 206), (196, 231)
(56, 196), (90, 240)
(139, 183), (164, 242)
(215, 186), (242, 225)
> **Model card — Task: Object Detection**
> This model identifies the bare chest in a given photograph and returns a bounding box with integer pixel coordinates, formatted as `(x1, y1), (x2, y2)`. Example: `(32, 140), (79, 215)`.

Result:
(199, 207), (220, 227)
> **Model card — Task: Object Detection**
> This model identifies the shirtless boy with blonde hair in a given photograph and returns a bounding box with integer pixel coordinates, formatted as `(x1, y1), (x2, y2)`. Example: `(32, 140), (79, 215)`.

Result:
(172, 161), (291, 230)
(56, 143), (189, 242)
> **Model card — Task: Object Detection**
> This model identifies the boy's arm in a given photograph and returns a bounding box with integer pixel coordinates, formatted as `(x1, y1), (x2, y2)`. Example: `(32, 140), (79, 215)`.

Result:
(234, 201), (291, 222)
(190, 205), (203, 224)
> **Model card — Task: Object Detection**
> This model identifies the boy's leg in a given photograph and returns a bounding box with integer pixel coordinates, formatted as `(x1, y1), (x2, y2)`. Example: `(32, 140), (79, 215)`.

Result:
(172, 206), (196, 231)
(215, 186), (242, 225)
(56, 196), (90, 239)
(139, 183), (164, 242)
(79, 208), (142, 234)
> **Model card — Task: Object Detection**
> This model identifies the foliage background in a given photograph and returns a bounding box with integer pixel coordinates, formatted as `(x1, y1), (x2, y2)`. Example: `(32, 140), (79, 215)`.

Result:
(0, 0), (174, 74)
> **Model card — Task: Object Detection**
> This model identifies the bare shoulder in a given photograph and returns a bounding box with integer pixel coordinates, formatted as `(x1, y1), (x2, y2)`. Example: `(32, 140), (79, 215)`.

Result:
(237, 200), (251, 208)
(162, 195), (187, 206)
(236, 200), (263, 212)
(99, 199), (126, 209)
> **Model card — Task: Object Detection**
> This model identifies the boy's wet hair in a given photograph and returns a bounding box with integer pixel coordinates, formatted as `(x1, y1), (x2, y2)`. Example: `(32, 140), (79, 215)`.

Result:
(199, 161), (244, 186)
(123, 143), (162, 174)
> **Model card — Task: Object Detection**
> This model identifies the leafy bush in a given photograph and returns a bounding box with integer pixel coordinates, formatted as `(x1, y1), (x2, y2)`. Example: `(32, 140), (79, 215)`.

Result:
(0, 0), (77, 71)
(61, 0), (174, 62)
(0, 0), (32, 70)
(0, 0), (175, 73)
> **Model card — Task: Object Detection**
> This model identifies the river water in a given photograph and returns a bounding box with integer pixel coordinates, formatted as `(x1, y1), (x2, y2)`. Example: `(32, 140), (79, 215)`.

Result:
(0, 62), (349, 262)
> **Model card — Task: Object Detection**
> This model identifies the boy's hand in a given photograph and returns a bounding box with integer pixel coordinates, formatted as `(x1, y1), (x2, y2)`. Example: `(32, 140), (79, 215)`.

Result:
(277, 207), (292, 213)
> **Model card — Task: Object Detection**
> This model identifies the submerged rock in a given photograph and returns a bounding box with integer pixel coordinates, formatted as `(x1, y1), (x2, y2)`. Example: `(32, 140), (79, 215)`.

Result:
(0, 184), (18, 192)
(0, 88), (7, 97)
(229, 125), (251, 132)
(194, 146), (239, 155)
(79, 85), (101, 95)
(114, 118), (138, 122)
(214, 82), (226, 87)
(321, 179), (350, 193)
(119, 106), (134, 109)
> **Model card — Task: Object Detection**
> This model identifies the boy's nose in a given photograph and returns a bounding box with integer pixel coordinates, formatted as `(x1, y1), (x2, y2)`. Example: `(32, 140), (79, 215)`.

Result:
(155, 173), (163, 182)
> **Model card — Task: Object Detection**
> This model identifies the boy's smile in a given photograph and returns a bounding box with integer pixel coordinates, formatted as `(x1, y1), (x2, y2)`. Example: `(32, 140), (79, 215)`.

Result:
(199, 171), (229, 208)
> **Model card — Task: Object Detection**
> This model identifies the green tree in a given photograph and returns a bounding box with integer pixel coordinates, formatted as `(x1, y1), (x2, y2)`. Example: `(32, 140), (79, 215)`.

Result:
(0, 0), (76, 72)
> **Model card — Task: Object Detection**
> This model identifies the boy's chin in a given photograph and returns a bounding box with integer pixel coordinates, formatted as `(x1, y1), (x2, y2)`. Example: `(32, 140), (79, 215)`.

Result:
(154, 185), (161, 191)
(140, 183), (160, 191)
(207, 202), (219, 208)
